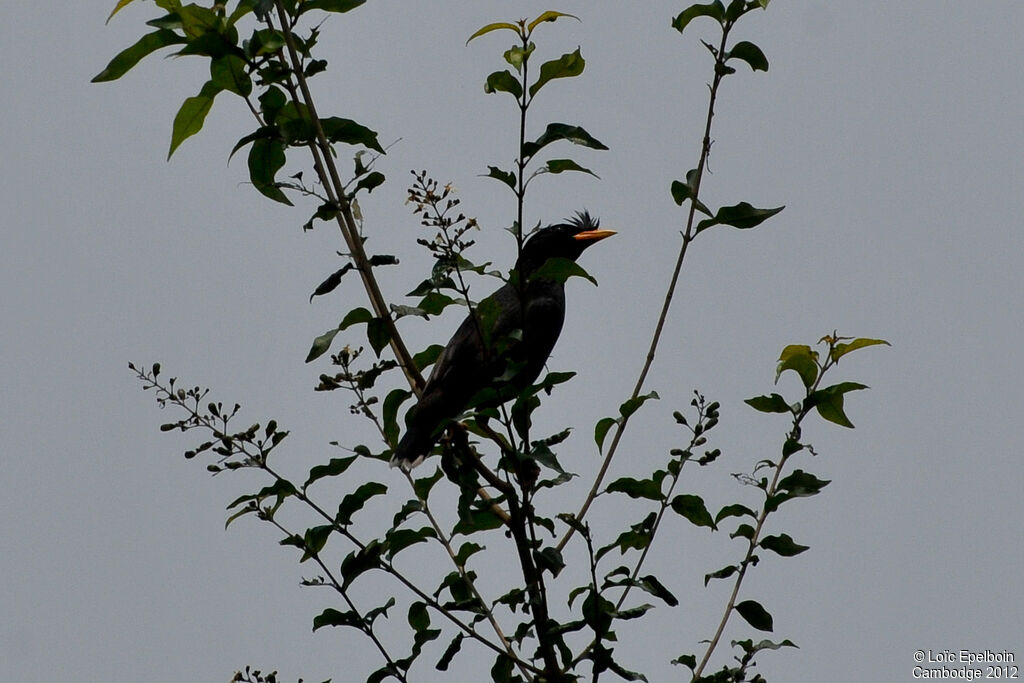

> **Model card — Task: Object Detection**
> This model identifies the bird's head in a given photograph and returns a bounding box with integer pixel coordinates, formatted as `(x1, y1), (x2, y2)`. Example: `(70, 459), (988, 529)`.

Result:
(516, 211), (616, 276)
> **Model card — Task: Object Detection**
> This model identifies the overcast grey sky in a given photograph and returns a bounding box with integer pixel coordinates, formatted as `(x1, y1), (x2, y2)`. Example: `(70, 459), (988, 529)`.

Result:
(3, 2), (1023, 682)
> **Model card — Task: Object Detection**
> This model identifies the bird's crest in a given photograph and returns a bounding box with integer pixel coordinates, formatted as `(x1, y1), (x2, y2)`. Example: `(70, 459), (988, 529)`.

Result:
(566, 210), (599, 232)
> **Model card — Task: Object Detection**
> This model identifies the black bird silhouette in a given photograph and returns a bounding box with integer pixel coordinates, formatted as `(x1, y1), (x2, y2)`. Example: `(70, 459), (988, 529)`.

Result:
(391, 211), (615, 469)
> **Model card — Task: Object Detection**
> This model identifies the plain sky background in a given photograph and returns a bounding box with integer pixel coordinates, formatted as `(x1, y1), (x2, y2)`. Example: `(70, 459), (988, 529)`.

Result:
(3, 2), (1022, 682)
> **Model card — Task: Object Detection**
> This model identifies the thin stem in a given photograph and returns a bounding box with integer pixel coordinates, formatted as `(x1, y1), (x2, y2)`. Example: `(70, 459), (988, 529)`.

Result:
(692, 354), (834, 679)
(272, 1), (424, 395)
(265, 516), (409, 683)
(557, 20), (735, 554)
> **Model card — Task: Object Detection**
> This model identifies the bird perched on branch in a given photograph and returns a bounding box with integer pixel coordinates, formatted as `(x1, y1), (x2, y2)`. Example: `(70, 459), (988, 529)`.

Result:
(391, 211), (615, 470)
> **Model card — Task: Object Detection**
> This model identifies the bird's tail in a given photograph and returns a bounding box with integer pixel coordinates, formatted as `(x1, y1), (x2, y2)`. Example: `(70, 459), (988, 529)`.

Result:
(390, 426), (428, 471)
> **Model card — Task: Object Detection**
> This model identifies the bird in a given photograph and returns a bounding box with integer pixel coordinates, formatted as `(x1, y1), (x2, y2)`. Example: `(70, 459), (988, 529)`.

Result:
(391, 211), (615, 470)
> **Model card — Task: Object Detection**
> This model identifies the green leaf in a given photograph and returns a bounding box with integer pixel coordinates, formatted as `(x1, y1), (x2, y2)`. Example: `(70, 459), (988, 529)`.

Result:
(529, 47), (585, 98)
(484, 166), (516, 189)
(528, 11), (579, 33)
(503, 43), (535, 72)
(672, 2), (726, 34)
(300, 524), (334, 561)
(530, 256), (597, 286)
(105, 0), (137, 23)
(744, 393), (791, 414)
(619, 391), (660, 420)
(830, 337), (890, 362)
(760, 533), (810, 557)
(534, 547), (565, 577)
(735, 599), (774, 632)
(522, 122), (608, 160)
(320, 117), (384, 153)
(304, 455), (358, 489)
(312, 607), (362, 631)
(766, 469), (831, 512)
(466, 21), (522, 45)
(168, 81), (221, 160)
(670, 494), (716, 530)
(230, 126), (278, 162)
(247, 136), (292, 204)
(336, 482), (388, 525)
(92, 29), (185, 82)
(775, 344), (819, 388)
(696, 201), (784, 233)
(594, 416), (618, 453)
(305, 307), (374, 362)
(484, 70), (522, 98)
(408, 601), (430, 631)
(607, 475), (664, 501)
(545, 158), (599, 178)
(210, 54), (251, 96)
(301, 0), (366, 14)
(728, 40), (769, 72)
(808, 381), (868, 428)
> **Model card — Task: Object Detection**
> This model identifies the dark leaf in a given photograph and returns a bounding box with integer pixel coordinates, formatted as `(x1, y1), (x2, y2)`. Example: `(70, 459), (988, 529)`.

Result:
(247, 135), (292, 204)
(210, 54), (251, 96)
(309, 264), (354, 302)
(340, 540), (384, 589)
(594, 416), (619, 453)
(304, 455), (358, 489)
(484, 166), (516, 189)
(638, 575), (678, 606)
(704, 564), (738, 586)
(312, 607), (362, 631)
(696, 202), (784, 233)
(436, 632), (465, 671)
(807, 381), (869, 428)
(671, 2), (726, 34)
(735, 599), (774, 632)
(670, 494), (716, 530)
(728, 40), (769, 72)
(606, 475), (664, 501)
(300, 524), (333, 561)
(366, 317), (391, 357)
(354, 171), (385, 194)
(529, 47), (585, 98)
(545, 158), (599, 178)
(522, 122), (608, 160)
(534, 547), (566, 577)
(530, 256), (597, 286)
(715, 503), (756, 523)
(484, 70), (522, 98)
(320, 117), (384, 153)
(760, 533), (810, 557)
(744, 393), (791, 414)
(301, 0), (366, 15)
(336, 481), (388, 525)
(620, 391), (660, 419)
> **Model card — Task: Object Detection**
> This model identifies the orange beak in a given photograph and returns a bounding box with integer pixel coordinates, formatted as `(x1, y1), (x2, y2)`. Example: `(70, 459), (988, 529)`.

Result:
(573, 229), (617, 243)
